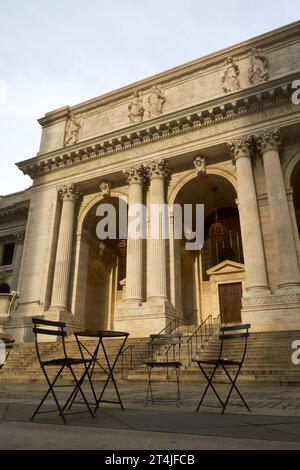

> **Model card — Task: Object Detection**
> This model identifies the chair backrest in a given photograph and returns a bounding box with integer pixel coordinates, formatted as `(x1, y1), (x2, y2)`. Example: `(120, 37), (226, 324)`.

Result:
(149, 333), (182, 362)
(218, 323), (250, 363)
(0, 337), (15, 370)
(32, 318), (68, 364)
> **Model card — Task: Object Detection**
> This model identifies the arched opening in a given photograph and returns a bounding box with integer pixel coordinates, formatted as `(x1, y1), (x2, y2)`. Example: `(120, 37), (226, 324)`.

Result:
(291, 159), (300, 238)
(0, 283), (10, 294)
(174, 173), (244, 325)
(77, 196), (127, 330)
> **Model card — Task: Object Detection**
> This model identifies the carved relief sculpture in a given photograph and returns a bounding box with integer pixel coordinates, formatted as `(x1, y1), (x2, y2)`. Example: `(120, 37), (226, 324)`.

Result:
(222, 57), (241, 93)
(248, 47), (269, 85)
(128, 91), (144, 123)
(99, 181), (111, 198)
(64, 114), (81, 146)
(147, 85), (166, 118)
(194, 156), (206, 176)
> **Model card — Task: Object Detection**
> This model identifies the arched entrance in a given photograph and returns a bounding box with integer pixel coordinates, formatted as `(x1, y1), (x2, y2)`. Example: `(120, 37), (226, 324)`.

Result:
(74, 196), (127, 330)
(174, 173), (244, 325)
(291, 159), (300, 238)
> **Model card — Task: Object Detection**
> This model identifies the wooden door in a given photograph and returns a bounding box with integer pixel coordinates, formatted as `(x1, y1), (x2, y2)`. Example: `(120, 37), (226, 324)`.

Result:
(218, 282), (242, 324)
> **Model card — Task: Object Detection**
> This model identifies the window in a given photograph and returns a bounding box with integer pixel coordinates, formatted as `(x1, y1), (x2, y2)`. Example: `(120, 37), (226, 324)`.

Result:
(1, 243), (15, 266)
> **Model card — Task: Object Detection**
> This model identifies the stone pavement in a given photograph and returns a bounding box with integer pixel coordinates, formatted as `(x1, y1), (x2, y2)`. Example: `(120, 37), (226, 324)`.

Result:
(1, 382), (300, 449)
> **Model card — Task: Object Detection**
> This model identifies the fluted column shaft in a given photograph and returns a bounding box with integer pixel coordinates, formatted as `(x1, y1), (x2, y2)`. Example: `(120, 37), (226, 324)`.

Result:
(228, 138), (269, 293)
(124, 166), (144, 303)
(147, 160), (169, 301)
(257, 129), (300, 290)
(51, 183), (80, 310)
(11, 232), (25, 291)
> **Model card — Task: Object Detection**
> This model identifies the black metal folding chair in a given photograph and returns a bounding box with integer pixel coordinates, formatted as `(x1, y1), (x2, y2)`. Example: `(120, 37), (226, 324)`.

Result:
(193, 323), (251, 414)
(145, 333), (182, 407)
(31, 318), (95, 423)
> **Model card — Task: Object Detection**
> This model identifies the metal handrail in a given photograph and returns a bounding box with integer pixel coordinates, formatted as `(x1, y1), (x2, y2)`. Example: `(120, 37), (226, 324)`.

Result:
(185, 309), (198, 333)
(120, 344), (134, 380)
(157, 317), (180, 335)
(186, 314), (214, 364)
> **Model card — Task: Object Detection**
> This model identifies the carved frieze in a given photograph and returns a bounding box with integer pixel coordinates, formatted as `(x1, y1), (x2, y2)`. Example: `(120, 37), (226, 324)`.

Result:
(243, 292), (300, 307)
(19, 83), (292, 179)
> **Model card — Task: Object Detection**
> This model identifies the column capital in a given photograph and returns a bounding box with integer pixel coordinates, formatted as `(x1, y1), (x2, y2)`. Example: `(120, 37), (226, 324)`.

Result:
(12, 231), (25, 244)
(227, 136), (253, 163)
(254, 127), (281, 153)
(123, 164), (145, 185)
(59, 183), (81, 202)
(146, 159), (170, 180)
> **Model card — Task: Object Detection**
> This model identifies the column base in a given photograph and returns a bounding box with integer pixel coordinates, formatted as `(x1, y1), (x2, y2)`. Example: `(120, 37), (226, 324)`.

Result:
(124, 298), (143, 305)
(242, 291), (300, 332)
(244, 287), (271, 297)
(115, 300), (177, 337)
(277, 283), (300, 294)
(147, 296), (169, 302)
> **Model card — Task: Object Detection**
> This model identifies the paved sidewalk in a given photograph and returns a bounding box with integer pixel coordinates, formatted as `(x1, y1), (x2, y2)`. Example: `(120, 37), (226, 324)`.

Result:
(0, 382), (300, 449)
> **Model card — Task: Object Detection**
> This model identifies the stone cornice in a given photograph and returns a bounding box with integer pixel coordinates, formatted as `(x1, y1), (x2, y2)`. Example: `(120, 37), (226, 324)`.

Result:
(0, 201), (30, 221)
(17, 77), (296, 179)
(37, 21), (300, 123)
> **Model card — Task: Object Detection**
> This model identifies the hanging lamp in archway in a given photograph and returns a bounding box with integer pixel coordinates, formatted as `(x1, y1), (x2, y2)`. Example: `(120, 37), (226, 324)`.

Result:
(208, 187), (226, 243)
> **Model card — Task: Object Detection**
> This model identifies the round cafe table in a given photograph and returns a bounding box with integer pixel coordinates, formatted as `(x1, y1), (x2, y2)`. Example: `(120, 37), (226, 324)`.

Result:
(73, 330), (129, 411)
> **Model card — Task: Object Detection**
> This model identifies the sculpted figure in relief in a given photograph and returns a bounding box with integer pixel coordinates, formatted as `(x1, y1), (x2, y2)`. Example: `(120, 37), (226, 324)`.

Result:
(65, 114), (81, 146)
(248, 47), (269, 85)
(128, 91), (144, 123)
(222, 57), (241, 93)
(147, 85), (166, 118)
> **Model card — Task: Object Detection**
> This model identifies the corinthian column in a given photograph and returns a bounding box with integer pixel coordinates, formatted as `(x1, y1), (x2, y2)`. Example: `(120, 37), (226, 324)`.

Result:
(255, 128), (300, 291)
(147, 159), (169, 301)
(227, 138), (269, 294)
(11, 232), (25, 291)
(123, 165), (145, 303)
(51, 183), (81, 310)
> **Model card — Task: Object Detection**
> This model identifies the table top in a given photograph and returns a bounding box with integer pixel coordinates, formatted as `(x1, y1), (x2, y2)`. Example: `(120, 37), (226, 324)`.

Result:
(74, 330), (129, 339)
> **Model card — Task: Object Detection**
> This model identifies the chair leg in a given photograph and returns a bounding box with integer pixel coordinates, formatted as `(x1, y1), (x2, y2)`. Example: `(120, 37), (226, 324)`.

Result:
(221, 365), (251, 414)
(67, 360), (96, 411)
(175, 366), (181, 407)
(31, 365), (66, 424)
(195, 363), (224, 412)
(65, 365), (95, 418)
(145, 366), (153, 407)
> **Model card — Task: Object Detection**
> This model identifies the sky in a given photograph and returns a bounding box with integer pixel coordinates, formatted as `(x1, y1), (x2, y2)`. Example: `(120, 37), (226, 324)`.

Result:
(0, 0), (299, 195)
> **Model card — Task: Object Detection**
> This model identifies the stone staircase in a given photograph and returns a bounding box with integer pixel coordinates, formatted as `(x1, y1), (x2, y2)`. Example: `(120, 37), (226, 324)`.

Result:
(127, 330), (300, 386)
(1, 330), (300, 386)
(0, 337), (150, 384)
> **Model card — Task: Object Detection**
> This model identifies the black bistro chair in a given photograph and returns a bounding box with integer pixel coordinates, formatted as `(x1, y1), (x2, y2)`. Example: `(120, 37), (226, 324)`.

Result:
(31, 318), (95, 423)
(193, 323), (251, 414)
(145, 333), (182, 406)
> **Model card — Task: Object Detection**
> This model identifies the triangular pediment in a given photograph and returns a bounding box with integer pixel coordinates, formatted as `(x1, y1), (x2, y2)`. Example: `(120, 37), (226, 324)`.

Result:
(206, 260), (245, 276)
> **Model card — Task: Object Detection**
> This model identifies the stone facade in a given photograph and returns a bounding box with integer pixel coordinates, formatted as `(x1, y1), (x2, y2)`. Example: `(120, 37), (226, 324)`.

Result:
(1, 21), (300, 341)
